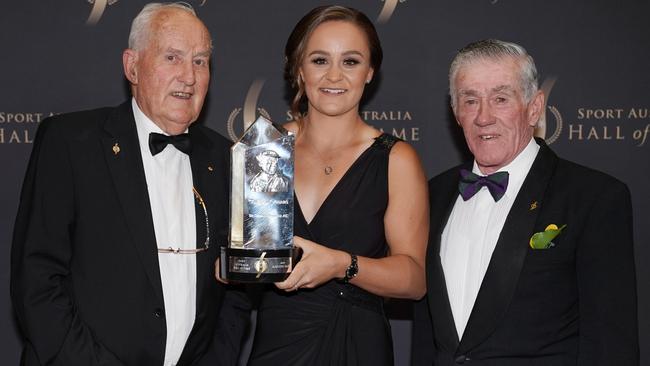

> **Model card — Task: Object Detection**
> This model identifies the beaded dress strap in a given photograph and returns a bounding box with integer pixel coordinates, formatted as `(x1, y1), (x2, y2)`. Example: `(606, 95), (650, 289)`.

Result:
(373, 133), (400, 151)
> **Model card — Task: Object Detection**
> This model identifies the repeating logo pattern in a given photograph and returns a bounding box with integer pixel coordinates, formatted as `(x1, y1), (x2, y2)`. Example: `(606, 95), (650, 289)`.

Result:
(86, 0), (118, 25)
(377, 0), (406, 23)
(535, 77), (563, 145)
(227, 79), (271, 142)
(85, 0), (207, 26)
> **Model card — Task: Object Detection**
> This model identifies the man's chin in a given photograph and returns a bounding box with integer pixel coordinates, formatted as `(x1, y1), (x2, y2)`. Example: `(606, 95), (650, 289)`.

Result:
(159, 116), (197, 134)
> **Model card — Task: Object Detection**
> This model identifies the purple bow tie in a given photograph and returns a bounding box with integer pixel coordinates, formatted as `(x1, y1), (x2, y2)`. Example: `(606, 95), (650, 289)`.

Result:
(458, 168), (509, 202)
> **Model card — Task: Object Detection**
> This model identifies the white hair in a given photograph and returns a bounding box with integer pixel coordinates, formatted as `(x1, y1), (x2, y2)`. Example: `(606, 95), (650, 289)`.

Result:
(449, 39), (539, 109)
(128, 2), (197, 51)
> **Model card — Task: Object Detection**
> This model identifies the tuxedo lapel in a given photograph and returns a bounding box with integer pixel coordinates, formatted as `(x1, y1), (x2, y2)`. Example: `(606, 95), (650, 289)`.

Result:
(458, 140), (558, 353)
(188, 127), (221, 320)
(427, 166), (469, 349)
(101, 101), (164, 302)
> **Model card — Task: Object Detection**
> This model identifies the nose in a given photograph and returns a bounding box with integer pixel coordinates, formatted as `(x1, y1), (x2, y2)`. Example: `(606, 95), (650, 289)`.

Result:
(178, 60), (196, 86)
(475, 100), (495, 127)
(325, 64), (343, 82)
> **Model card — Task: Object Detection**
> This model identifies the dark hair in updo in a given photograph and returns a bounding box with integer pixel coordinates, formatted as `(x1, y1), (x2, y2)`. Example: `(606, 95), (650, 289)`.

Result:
(284, 5), (383, 120)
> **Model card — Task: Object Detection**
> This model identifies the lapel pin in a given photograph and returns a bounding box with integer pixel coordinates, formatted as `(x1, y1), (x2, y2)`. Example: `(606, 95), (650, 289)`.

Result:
(529, 201), (538, 211)
(207, 165), (214, 172)
(112, 143), (121, 155)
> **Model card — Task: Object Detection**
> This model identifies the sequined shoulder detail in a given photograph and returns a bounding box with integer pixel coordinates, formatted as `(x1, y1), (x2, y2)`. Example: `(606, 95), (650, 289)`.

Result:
(373, 133), (400, 151)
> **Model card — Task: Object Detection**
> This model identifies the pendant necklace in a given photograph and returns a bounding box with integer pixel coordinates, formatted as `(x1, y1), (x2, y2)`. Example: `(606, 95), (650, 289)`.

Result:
(307, 142), (335, 175)
(301, 118), (361, 176)
(303, 139), (338, 176)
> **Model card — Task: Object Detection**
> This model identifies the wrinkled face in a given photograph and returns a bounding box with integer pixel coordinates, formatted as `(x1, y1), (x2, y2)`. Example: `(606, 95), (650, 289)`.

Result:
(124, 10), (211, 135)
(299, 20), (374, 119)
(453, 57), (543, 174)
(259, 155), (278, 174)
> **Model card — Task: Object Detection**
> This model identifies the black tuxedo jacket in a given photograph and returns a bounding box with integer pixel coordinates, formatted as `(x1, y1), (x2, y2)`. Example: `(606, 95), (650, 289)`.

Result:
(413, 139), (638, 366)
(11, 102), (249, 366)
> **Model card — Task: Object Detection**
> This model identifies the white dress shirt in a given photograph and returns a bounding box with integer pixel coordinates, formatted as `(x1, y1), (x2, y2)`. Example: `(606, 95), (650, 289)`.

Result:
(132, 98), (196, 366)
(440, 138), (539, 339)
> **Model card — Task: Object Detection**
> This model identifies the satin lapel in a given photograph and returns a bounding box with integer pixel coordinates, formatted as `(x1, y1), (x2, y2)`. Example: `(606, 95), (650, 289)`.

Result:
(188, 127), (218, 320)
(458, 140), (558, 353)
(427, 167), (468, 349)
(101, 101), (163, 301)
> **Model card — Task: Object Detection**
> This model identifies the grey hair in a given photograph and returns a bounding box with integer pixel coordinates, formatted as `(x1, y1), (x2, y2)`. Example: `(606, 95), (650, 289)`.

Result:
(449, 39), (539, 109)
(128, 2), (197, 51)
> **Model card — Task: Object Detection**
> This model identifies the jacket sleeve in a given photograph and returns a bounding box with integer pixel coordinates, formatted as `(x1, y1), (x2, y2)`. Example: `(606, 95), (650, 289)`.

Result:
(10, 117), (125, 366)
(411, 297), (436, 366)
(195, 285), (253, 366)
(576, 180), (639, 365)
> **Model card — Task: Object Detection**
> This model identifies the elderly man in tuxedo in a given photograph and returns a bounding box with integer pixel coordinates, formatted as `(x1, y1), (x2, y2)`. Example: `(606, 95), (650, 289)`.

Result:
(413, 39), (638, 365)
(11, 3), (248, 366)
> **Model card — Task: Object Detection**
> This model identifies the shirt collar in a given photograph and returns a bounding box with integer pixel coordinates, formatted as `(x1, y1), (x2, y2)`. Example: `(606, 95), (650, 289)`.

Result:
(471, 137), (540, 199)
(132, 98), (189, 157)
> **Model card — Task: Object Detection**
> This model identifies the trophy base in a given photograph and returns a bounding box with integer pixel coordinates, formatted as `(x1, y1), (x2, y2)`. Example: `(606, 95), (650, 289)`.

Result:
(220, 247), (301, 283)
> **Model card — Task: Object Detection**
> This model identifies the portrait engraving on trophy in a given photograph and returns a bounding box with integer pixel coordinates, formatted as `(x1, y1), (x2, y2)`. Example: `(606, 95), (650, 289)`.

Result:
(249, 150), (289, 193)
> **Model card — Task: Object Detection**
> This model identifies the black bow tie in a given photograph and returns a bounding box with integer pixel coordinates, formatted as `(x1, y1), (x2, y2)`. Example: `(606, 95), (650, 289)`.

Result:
(148, 132), (192, 156)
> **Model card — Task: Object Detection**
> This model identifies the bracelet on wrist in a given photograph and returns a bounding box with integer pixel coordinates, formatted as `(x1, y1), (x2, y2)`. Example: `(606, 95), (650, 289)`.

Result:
(342, 253), (358, 283)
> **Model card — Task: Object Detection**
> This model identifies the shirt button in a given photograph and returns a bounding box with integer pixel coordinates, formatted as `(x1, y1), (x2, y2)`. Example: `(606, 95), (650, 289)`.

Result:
(154, 308), (164, 318)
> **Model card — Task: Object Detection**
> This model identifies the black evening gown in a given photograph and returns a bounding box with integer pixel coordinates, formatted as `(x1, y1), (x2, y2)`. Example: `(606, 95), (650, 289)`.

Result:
(249, 134), (399, 366)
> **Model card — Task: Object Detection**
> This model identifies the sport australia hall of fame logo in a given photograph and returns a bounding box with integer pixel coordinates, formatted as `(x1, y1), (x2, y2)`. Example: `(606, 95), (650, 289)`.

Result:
(84, 0), (207, 25)
(534, 77), (563, 145)
(227, 79), (272, 142)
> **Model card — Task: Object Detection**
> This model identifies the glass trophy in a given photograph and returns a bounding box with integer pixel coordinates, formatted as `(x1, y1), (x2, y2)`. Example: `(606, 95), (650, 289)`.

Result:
(221, 116), (298, 282)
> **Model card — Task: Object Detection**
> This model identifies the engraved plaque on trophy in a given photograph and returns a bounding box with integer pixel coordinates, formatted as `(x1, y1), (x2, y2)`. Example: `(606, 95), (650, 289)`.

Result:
(221, 116), (298, 282)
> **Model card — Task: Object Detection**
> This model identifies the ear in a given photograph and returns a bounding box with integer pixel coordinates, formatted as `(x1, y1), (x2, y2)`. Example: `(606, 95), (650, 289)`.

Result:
(526, 90), (545, 127)
(123, 49), (138, 84)
(365, 67), (375, 84)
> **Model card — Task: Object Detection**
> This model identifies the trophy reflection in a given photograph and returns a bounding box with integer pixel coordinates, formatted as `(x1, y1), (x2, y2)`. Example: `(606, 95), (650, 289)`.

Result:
(221, 116), (298, 282)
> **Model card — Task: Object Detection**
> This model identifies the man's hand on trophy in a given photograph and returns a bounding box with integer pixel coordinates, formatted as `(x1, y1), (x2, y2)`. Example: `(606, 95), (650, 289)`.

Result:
(275, 236), (349, 292)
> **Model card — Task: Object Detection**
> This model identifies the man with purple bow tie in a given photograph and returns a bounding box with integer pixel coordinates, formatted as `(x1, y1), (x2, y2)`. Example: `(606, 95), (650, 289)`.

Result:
(412, 39), (638, 366)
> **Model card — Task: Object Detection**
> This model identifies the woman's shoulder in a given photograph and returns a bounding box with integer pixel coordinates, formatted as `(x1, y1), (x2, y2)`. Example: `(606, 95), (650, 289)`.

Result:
(382, 135), (424, 174)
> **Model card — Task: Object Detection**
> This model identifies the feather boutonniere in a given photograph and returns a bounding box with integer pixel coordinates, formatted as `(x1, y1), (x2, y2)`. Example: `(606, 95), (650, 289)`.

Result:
(529, 224), (566, 249)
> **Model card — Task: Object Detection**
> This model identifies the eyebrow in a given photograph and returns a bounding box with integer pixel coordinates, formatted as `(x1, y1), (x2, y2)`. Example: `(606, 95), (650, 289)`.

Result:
(194, 50), (211, 58)
(165, 48), (211, 57)
(458, 85), (517, 97)
(492, 85), (516, 93)
(458, 89), (479, 98)
(307, 50), (365, 58)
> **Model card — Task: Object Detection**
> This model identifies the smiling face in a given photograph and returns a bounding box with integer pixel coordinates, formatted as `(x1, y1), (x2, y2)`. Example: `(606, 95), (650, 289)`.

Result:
(299, 20), (374, 119)
(453, 56), (544, 174)
(123, 9), (211, 135)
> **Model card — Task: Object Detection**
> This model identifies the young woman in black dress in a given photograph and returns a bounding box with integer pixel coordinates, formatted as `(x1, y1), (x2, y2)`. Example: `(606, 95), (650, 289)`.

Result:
(249, 6), (429, 365)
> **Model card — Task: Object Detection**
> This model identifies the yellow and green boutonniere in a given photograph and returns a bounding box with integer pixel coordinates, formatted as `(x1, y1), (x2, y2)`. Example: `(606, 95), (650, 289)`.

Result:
(529, 224), (567, 249)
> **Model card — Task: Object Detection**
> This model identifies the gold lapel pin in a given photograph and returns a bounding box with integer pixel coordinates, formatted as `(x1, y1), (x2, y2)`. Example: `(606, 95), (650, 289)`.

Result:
(529, 201), (538, 211)
(112, 143), (121, 155)
(207, 165), (214, 172)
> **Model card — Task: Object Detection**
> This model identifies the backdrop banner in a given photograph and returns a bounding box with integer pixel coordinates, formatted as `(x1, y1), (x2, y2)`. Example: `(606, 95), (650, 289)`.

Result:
(1, 1), (648, 365)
